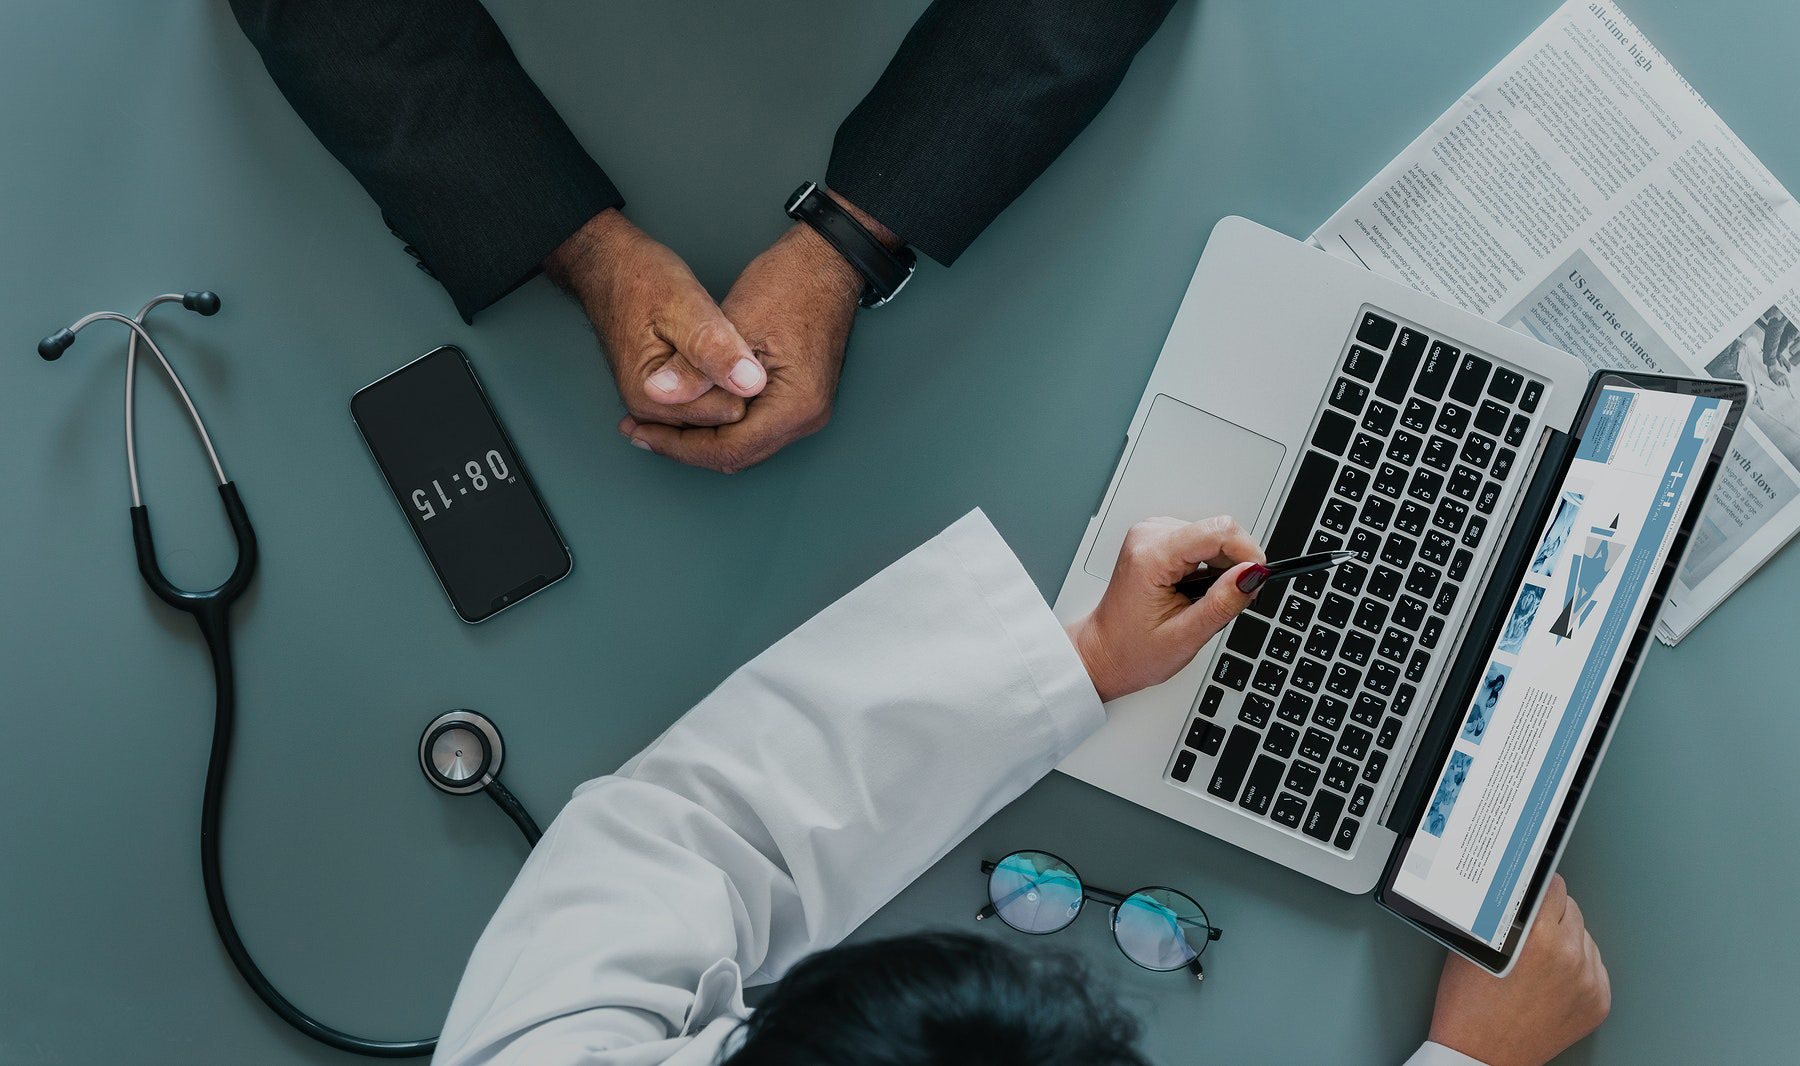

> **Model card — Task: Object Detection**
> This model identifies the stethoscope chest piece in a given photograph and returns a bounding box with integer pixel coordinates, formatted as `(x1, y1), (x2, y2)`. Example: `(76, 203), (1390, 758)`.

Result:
(420, 709), (504, 795)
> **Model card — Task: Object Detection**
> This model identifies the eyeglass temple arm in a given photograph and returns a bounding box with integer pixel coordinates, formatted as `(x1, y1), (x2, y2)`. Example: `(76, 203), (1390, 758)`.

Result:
(977, 859), (1222, 941)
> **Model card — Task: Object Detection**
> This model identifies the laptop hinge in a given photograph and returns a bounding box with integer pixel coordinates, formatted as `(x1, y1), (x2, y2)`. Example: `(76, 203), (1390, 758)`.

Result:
(1380, 426), (1575, 833)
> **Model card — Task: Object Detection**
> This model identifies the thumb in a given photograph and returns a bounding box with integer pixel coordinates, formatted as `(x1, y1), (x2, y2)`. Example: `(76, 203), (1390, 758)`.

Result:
(656, 286), (765, 398)
(1175, 560), (1265, 648)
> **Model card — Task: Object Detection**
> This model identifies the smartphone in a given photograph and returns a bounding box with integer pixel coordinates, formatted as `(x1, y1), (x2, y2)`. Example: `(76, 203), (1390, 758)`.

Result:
(351, 346), (571, 622)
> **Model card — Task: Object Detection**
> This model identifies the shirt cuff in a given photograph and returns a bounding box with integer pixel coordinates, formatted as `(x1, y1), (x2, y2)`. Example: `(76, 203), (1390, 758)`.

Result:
(1401, 1040), (1491, 1066)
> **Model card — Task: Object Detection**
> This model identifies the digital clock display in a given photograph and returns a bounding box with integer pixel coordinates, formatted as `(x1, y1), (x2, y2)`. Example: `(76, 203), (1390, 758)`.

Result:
(352, 346), (570, 622)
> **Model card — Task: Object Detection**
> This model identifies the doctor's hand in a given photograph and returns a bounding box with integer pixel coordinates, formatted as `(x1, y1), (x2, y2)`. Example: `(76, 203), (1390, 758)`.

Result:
(1428, 874), (1611, 1066)
(545, 208), (767, 429)
(1066, 517), (1268, 704)
(620, 218), (866, 472)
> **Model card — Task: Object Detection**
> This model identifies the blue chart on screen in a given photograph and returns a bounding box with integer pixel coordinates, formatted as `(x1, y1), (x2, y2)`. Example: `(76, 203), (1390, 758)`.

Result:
(1499, 584), (1545, 655)
(1426, 751), (1474, 838)
(1460, 663), (1511, 744)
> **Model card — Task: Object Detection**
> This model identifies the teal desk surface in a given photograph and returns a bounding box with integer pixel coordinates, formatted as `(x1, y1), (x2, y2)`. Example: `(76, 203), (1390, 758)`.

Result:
(5, 2), (1797, 1063)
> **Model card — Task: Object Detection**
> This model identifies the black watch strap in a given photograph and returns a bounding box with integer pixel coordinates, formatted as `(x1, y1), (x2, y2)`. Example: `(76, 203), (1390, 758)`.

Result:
(785, 182), (916, 308)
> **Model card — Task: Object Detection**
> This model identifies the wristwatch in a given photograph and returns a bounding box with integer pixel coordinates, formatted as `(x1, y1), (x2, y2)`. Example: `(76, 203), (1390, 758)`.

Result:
(785, 182), (916, 308)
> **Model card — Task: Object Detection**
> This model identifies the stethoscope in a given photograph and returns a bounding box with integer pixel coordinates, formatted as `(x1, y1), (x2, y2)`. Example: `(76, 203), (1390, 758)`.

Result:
(40, 293), (542, 1058)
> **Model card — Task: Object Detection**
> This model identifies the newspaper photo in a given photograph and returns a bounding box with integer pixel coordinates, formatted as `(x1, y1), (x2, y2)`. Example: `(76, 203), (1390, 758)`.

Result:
(1309, 0), (1800, 643)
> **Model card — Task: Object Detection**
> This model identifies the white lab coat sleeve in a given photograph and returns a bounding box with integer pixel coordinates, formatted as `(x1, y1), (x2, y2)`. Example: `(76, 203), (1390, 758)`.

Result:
(431, 509), (1105, 1066)
(1401, 1041), (1489, 1066)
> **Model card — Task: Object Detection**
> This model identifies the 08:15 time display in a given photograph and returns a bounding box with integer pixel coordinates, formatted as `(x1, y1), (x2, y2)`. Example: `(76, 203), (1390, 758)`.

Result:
(412, 449), (513, 521)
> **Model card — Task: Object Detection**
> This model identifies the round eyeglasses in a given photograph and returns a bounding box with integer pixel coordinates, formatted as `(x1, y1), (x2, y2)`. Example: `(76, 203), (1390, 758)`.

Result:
(976, 850), (1222, 981)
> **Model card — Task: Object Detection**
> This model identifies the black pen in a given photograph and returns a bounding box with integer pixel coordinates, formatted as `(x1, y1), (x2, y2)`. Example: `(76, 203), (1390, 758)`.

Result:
(1173, 549), (1358, 602)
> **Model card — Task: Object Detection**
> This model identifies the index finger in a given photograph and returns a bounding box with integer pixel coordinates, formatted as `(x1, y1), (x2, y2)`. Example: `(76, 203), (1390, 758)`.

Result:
(1162, 515), (1266, 571)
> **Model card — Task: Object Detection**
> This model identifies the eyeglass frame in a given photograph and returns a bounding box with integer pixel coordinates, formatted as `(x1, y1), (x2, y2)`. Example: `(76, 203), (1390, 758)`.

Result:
(975, 850), (1224, 981)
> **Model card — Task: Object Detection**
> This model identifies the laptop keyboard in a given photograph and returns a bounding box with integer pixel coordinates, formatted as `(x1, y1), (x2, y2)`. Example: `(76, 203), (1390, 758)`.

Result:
(1167, 307), (1545, 855)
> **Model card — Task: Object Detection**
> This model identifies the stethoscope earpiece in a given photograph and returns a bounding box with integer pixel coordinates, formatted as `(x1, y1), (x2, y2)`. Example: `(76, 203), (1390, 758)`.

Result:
(420, 709), (504, 795)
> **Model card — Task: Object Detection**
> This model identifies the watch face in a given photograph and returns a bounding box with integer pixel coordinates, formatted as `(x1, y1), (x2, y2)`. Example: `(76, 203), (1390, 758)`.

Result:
(784, 181), (818, 217)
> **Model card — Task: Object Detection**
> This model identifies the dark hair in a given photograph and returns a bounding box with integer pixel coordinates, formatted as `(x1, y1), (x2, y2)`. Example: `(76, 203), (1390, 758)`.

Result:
(721, 932), (1150, 1066)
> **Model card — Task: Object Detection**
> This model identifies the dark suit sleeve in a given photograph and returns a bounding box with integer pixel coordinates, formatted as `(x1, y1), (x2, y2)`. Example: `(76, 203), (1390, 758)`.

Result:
(230, 0), (623, 322)
(826, 0), (1178, 266)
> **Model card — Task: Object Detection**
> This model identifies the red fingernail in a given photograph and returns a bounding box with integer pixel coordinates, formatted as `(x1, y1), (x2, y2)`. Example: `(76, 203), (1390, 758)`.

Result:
(1235, 564), (1270, 593)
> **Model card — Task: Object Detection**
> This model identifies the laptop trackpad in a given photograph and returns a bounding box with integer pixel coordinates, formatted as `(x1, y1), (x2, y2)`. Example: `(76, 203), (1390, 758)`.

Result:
(1084, 394), (1287, 581)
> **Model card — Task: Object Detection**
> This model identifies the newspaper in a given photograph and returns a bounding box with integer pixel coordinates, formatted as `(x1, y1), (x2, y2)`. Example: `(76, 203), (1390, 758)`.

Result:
(1309, 0), (1800, 644)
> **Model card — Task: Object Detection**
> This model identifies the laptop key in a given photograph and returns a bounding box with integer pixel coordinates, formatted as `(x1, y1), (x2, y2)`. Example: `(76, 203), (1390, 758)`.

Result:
(1206, 726), (1260, 800)
(1261, 451), (1337, 576)
(1188, 718), (1227, 755)
(1304, 625), (1341, 660)
(1323, 758), (1358, 793)
(1294, 568), (1329, 599)
(1304, 790), (1346, 840)
(1366, 662), (1399, 696)
(1267, 627), (1302, 663)
(1198, 685), (1225, 717)
(1475, 400), (1508, 435)
(1277, 690), (1313, 726)
(1434, 499), (1468, 534)
(1393, 684), (1417, 716)
(1433, 583), (1458, 615)
(1381, 532), (1416, 568)
(1329, 378), (1369, 415)
(1377, 716), (1403, 750)
(1349, 783), (1374, 817)
(1461, 432), (1496, 469)
(1407, 468), (1443, 504)
(1240, 755), (1284, 814)
(1450, 353), (1492, 404)
(1338, 724), (1372, 760)
(1359, 496), (1394, 532)
(1434, 402), (1471, 438)
(1319, 593), (1355, 628)
(1489, 366), (1523, 402)
(1326, 663), (1362, 699)
(1449, 465), (1481, 501)
(1350, 524), (1384, 563)
(1417, 342), (1458, 399)
(1363, 750), (1389, 783)
(1394, 502), (1429, 536)
(1172, 748), (1197, 782)
(1386, 429), (1422, 465)
(1392, 595), (1428, 631)
(1213, 654), (1251, 690)
(1448, 549), (1472, 582)
(1313, 696), (1348, 730)
(1405, 563), (1441, 598)
(1356, 312), (1399, 350)
(1252, 661), (1287, 697)
(1372, 462), (1408, 498)
(1300, 728), (1333, 763)
(1376, 328), (1427, 401)
(1462, 514), (1487, 548)
(1334, 817), (1360, 851)
(1308, 530), (1346, 554)
(1332, 561), (1368, 596)
(1279, 595), (1315, 630)
(1362, 400), (1398, 436)
(1347, 433), (1383, 469)
(1422, 436), (1457, 471)
(1312, 410), (1355, 454)
(1341, 630), (1375, 666)
(1476, 481), (1501, 515)
(1344, 345), (1384, 382)
(1321, 499), (1356, 535)
(1353, 599), (1388, 633)
(1239, 693), (1274, 727)
(1420, 616), (1444, 650)
(1285, 761), (1320, 796)
(1271, 792), (1308, 829)
(1505, 413), (1530, 447)
(1334, 465), (1369, 502)
(1420, 530), (1455, 566)
(1351, 693), (1384, 728)
(1226, 615), (1269, 658)
(1368, 565), (1402, 601)
(1400, 398), (1436, 434)
(1520, 379), (1544, 411)
(1491, 447), (1516, 482)
(1293, 657), (1326, 693)
(1264, 724), (1299, 759)
(1378, 627), (1412, 663)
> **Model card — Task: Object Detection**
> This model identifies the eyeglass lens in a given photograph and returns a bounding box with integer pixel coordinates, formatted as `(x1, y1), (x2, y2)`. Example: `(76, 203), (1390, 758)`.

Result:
(1113, 887), (1207, 971)
(987, 850), (1084, 934)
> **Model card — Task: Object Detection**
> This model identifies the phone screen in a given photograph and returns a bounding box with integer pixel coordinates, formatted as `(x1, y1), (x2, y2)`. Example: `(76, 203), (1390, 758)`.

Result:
(351, 346), (570, 622)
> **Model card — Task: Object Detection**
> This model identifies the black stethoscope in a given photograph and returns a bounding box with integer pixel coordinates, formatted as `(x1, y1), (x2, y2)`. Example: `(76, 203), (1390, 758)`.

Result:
(41, 293), (542, 1058)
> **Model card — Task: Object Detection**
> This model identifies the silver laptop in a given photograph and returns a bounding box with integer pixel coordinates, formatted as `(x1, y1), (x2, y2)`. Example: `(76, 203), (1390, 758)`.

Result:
(1052, 217), (1742, 972)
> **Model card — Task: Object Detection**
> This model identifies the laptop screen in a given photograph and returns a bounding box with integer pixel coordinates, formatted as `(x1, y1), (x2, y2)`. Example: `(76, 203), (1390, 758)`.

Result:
(1384, 378), (1731, 958)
